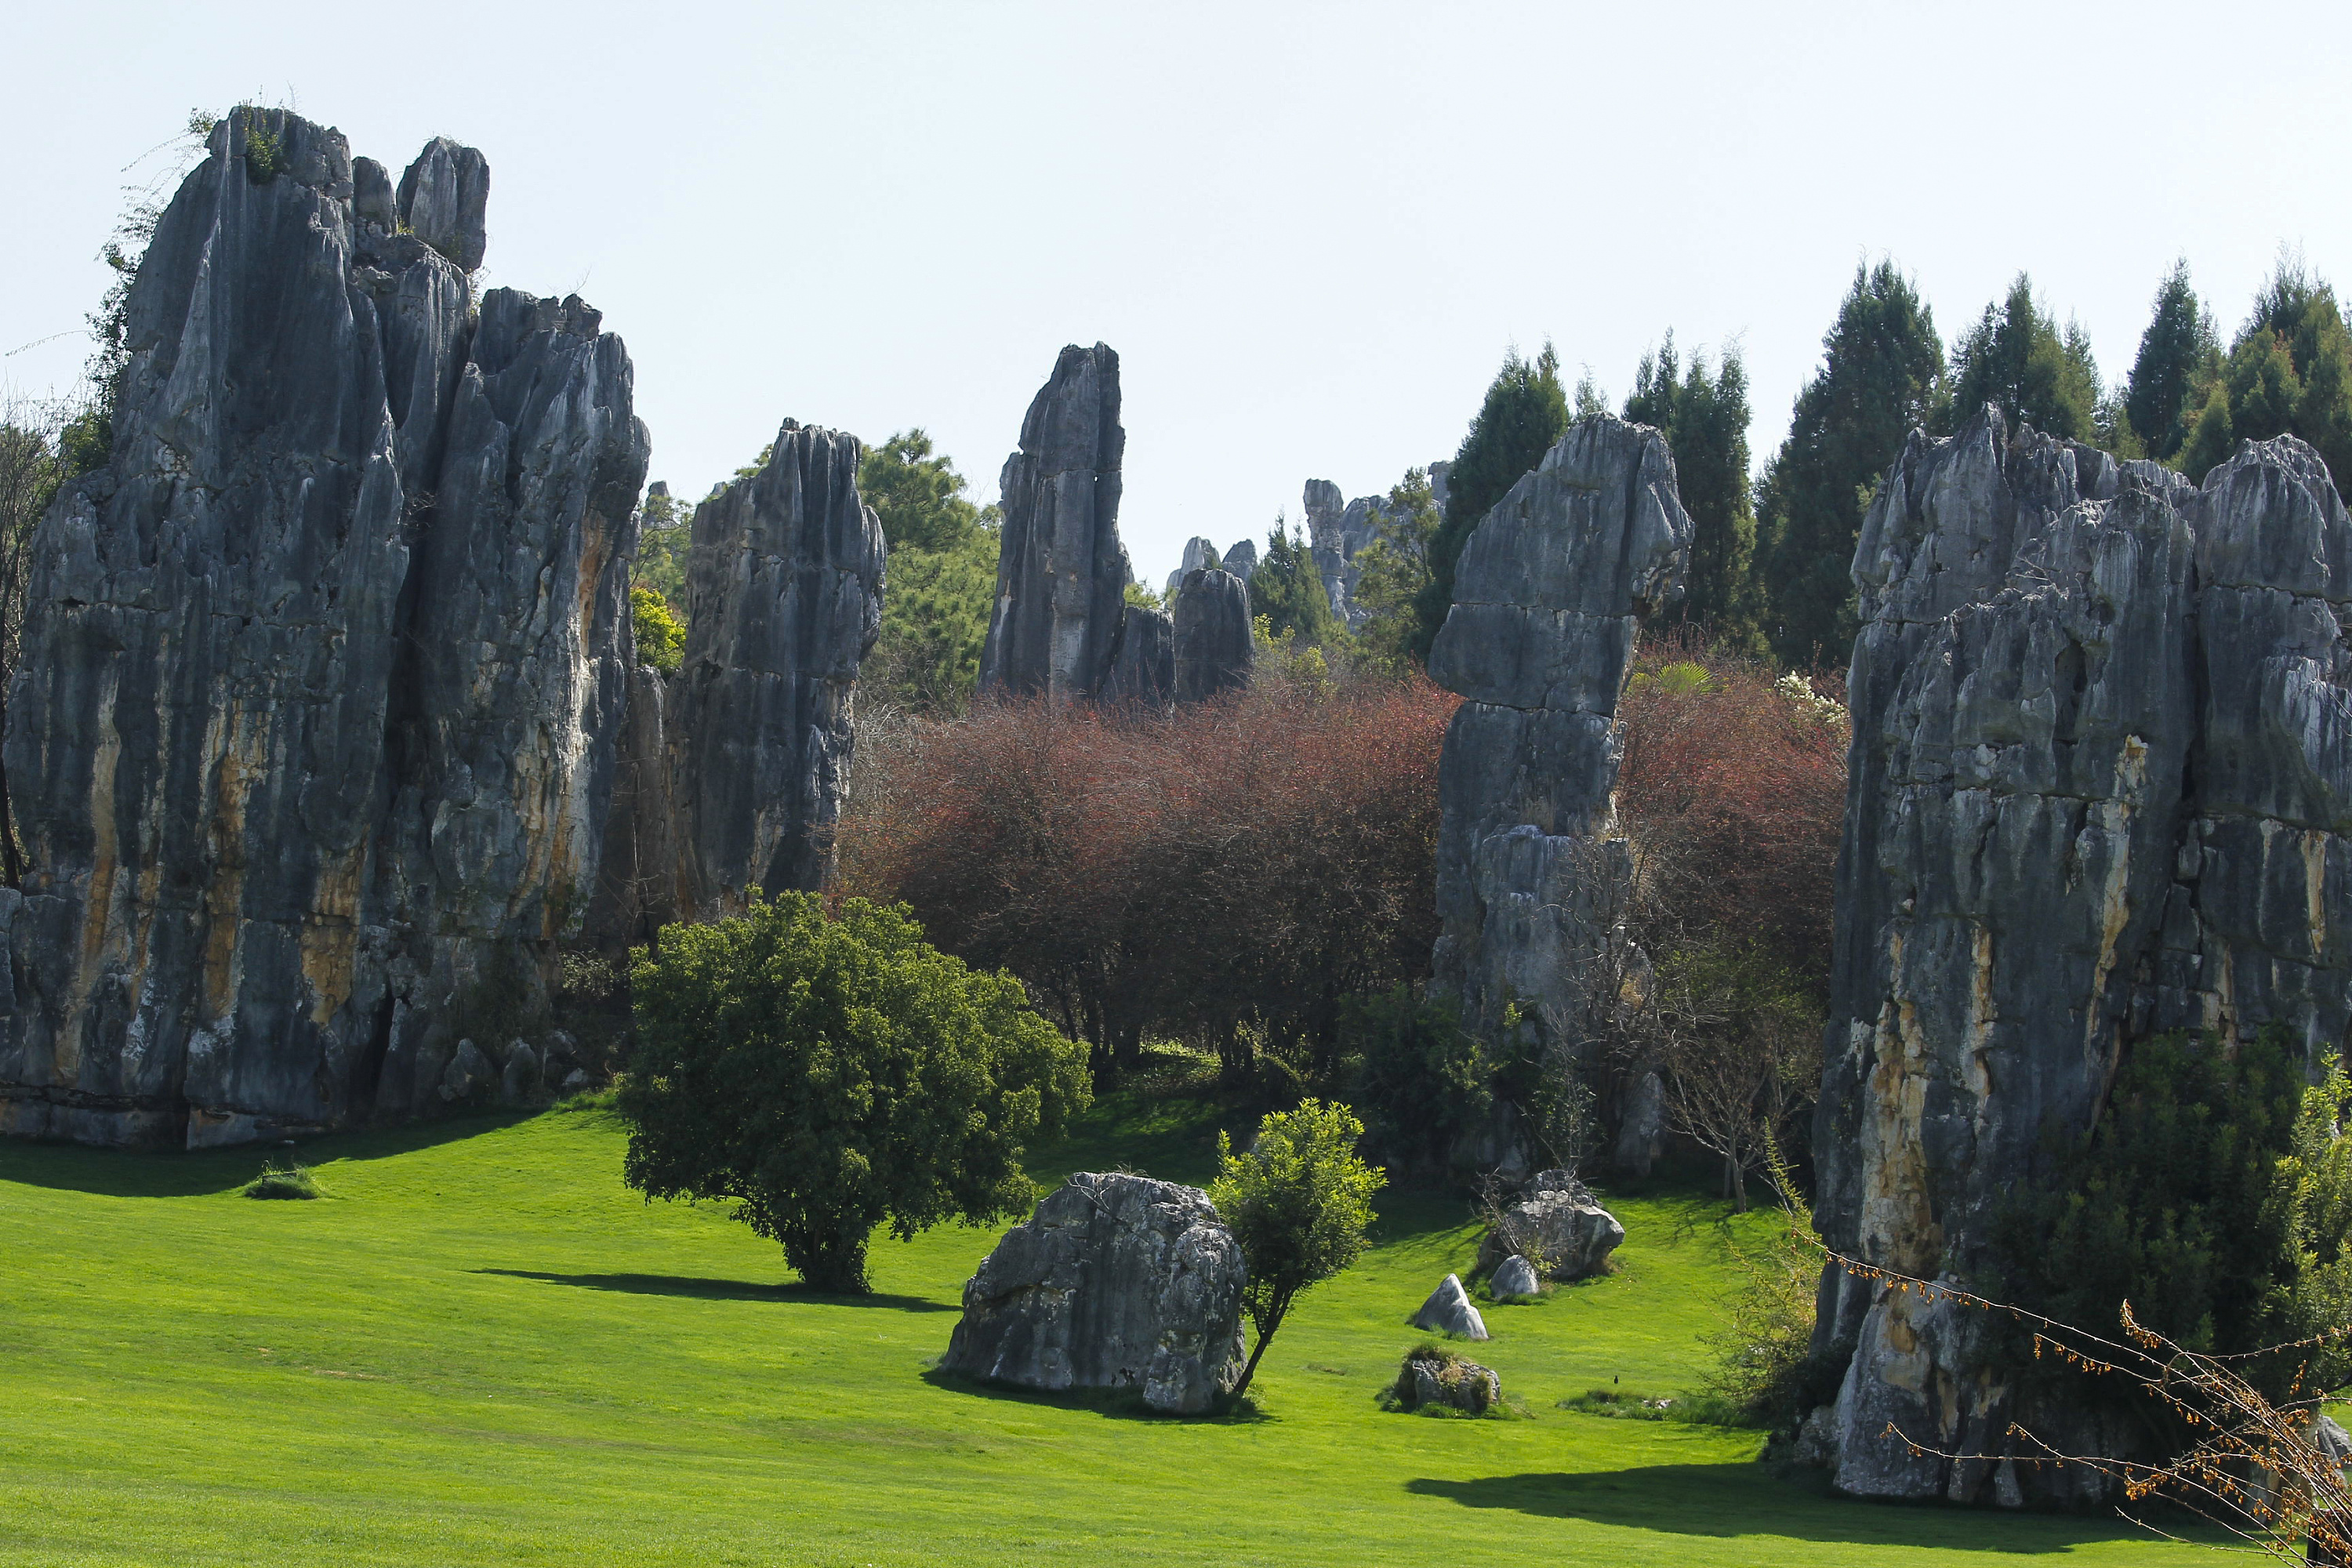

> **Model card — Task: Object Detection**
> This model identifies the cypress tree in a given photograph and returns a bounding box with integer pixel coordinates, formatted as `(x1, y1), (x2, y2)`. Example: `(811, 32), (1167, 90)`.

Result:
(1755, 263), (1945, 669)
(2124, 260), (2220, 462)
(1947, 274), (2101, 441)
(1410, 343), (1569, 663)
(1247, 522), (1339, 646)
(1625, 334), (1763, 654)
(2180, 260), (2352, 492)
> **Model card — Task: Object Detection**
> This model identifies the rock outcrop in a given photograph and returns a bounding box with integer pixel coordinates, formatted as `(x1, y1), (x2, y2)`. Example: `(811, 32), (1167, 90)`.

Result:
(1100, 604), (1174, 706)
(1172, 567), (1253, 702)
(1488, 1254), (1541, 1299)
(1813, 408), (2352, 1504)
(1390, 1347), (1501, 1414)
(0, 109), (648, 1149)
(1425, 416), (1693, 1062)
(978, 344), (1130, 702)
(1164, 535), (1221, 601)
(1475, 1170), (1624, 1280)
(942, 1171), (1246, 1414)
(1410, 1273), (1488, 1340)
(1222, 537), (1258, 583)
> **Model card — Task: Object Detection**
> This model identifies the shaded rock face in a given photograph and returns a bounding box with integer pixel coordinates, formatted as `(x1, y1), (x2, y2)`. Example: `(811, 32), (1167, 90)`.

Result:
(1410, 1273), (1488, 1340)
(1172, 567), (1253, 702)
(1813, 408), (2352, 1504)
(978, 344), (1130, 701)
(1222, 537), (1258, 583)
(395, 136), (488, 273)
(1425, 416), (1693, 1058)
(0, 108), (647, 1149)
(1392, 1348), (1500, 1414)
(1476, 1170), (1624, 1280)
(1100, 604), (1174, 706)
(1163, 535), (1221, 601)
(1488, 1254), (1541, 1298)
(942, 1172), (1245, 1414)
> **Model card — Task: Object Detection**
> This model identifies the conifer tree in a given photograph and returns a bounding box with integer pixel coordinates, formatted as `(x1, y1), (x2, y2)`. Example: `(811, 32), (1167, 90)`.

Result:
(1947, 274), (2101, 441)
(1247, 521), (1339, 646)
(1755, 263), (1945, 669)
(1410, 343), (1569, 663)
(2180, 260), (2352, 492)
(2125, 260), (2220, 463)
(1626, 334), (1763, 654)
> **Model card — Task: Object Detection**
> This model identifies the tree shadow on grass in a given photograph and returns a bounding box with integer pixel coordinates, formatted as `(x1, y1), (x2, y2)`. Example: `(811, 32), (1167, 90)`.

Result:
(474, 1269), (958, 1312)
(920, 1364), (1271, 1424)
(1404, 1465), (2204, 1553)
(0, 1109), (534, 1198)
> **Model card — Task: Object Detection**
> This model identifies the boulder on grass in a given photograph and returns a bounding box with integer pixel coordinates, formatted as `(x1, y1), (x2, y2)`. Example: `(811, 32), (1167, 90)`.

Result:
(1392, 1346), (1501, 1414)
(1489, 1254), (1541, 1300)
(1476, 1170), (1624, 1280)
(1410, 1273), (1488, 1340)
(942, 1172), (1245, 1414)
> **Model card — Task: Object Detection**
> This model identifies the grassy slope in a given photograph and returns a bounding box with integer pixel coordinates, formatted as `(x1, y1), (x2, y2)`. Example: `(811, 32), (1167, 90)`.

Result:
(0, 1093), (2205, 1567)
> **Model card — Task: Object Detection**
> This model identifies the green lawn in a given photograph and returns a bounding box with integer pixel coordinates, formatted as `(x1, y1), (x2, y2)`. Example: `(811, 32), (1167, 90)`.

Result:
(0, 1091), (2205, 1566)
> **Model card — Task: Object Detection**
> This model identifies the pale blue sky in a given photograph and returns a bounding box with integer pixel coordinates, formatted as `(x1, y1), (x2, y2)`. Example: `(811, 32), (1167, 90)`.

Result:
(7, 1), (2348, 585)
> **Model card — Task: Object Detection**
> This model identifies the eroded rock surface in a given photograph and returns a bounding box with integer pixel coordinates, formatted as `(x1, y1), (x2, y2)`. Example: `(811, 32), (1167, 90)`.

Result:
(1100, 604), (1174, 706)
(0, 108), (646, 1148)
(1813, 407), (2352, 1504)
(1410, 1272), (1488, 1340)
(1425, 416), (1692, 1061)
(1392, 1348), (1500, 1414)
(942, 1171), (1246, 1414)
(1173, 567), (1252, 702)
(979, 344), (1130, 701)
(1476, 1170), (1624, 1280)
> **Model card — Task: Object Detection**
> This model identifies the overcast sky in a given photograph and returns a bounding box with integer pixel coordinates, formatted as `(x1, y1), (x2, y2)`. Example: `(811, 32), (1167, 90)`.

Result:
(6, 1), (2349, 586)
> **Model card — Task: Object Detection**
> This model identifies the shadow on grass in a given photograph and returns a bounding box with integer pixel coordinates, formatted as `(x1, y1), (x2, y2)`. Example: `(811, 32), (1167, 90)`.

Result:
(474, 1269), (958, 1312)
(1404, 1466), (2183, 1552)
(0, 1109), (534, 1198)
(920, 1365), (1270, 1424)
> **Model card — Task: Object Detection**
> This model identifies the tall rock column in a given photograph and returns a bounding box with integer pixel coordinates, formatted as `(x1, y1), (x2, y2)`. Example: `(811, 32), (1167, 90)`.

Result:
(0, 108), (648, 1148)
(978, 344), (1131, 701)
(1172, 567), (1253, 702)
(669, 423), (886, 916)
(1813, 408), (2352, 1504)
(1425, 416), (1692, 1054)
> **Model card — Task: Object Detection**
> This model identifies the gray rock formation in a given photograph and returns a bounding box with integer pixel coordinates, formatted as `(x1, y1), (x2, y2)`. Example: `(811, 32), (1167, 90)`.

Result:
(1612, 1069), (1665, 1177)
(1100, 604), (1174, 706)
(978, 344), (1130, 701)
(1173, 567), (1253, 702)
(942, 1171), (1246, 1414)
(1488, 1254), (1541, 1299)
(1410, 1273), (1488, 1340)
(1164, 535), (1221, 601)
(1813, 408), (2352, 1504)
(396, 136), (489, 272)
(1302, 473), (1441, 626)
(1392, 1347), (1501, 1414)
(1476, 1170), (1625, 1279)
(0, 109), (646, 1149)
(1425, 416), (1693, 1065)
(1221, 537), (1258, 582)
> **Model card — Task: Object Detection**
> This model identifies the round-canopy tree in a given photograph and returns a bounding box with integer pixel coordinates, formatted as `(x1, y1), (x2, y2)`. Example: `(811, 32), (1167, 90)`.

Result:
(619, 892), (1091, 1293)
(1209, 1099), (1385, 1395)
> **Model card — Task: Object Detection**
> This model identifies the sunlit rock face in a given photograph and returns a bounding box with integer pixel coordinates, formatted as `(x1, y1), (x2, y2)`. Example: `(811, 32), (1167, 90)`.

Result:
(1425, 415), (1691, 1058)
(978, 343), (1131, 702)
(0, 107), (648, 1148)
(1813, 406), (2352, 1504)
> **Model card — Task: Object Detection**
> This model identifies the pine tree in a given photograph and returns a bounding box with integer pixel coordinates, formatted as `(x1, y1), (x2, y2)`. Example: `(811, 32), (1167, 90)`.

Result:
(1755, 263), (1946, 669)
(1947, 274), (2101, 441)
(2125, 260), (2220, 462)
(2180, 260), (2352, 492)
(1247, 521), (1339, 646)
(1625, 334), (1763, 654)
(1410, 343), (1569, 663)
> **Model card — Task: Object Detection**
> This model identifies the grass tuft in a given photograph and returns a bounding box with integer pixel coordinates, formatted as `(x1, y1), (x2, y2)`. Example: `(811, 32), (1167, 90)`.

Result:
(241, 1159), (318, 1200)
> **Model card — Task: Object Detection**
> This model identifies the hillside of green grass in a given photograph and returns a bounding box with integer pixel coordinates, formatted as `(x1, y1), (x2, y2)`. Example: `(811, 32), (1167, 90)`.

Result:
(0, 1091), (2208, 1566)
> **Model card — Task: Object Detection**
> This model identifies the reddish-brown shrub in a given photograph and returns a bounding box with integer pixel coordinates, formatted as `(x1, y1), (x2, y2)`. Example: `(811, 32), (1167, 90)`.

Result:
(833, 676), (1460, 1081)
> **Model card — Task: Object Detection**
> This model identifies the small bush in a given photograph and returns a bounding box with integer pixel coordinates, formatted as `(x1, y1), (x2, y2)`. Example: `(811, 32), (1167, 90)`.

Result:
(243, 1160), (318, 1200)
(1381, 1344), (1508, 1417)
(1558, 1386), (1744, 1425)
(630, 585), (684, 673)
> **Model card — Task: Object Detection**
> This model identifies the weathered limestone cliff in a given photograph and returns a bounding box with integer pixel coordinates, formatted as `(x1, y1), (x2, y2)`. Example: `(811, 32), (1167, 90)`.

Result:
(978, 344), (1131, 701)
(1100, 604), (1174, 706)
(1813, 408), (2352, 1504)
(0, 108), (647, 1148)
(1425, 416), (1691, 1053)
(1171, 567), (1253, 702)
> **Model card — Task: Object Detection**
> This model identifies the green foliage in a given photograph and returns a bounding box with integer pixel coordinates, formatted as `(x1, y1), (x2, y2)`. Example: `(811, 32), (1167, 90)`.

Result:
(242, 1160), (319, 1200)
(1412, 343), (1570, 664)
(859, 429), (981, 553)
(866, 511), (1000, 714)
(1988, 1028), (2352, 1406)
(2125, 260), (2221, 462)
(1210, 1099), (1385, 1394)
(630, 485), (691, 610)
(1624, 333), (1764, 655)
(2178, 260), (2352, 492)
(619, 891), (1091, 1293)
(1701, 1141), (1832, 1430)
(242, 120), (285, 183)
(1247, 521), (1338, 647)
(1350, 468), (1443, 673)
(1123, 578), (1163, 612)
(1947, 273), (2101, 442)
(1756, 262), (1946, 668)
(1339, 987), (1492, 1175)
(629, 585), (684, 674)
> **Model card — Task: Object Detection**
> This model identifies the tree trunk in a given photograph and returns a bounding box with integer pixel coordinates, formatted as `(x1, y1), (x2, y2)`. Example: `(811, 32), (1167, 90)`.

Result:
(1730, 1155), (1750, 1214)
(794, 1233), (870, 1295)
(1230, 1292), (1293, 1397)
